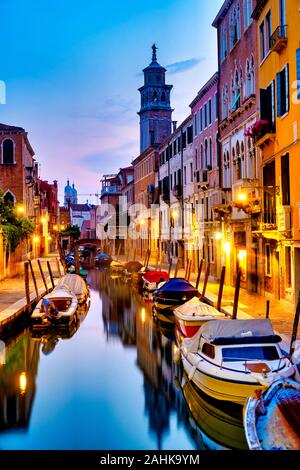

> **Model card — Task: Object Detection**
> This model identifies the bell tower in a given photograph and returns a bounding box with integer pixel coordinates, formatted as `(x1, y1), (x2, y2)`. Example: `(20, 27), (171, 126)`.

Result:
(138, 45), (173, 153)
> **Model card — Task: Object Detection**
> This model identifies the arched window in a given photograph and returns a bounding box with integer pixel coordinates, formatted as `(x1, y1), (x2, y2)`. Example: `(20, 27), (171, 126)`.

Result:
(152, 91), (158, 102)
(209, 138), (212, 167)
(236, 141), (242, 180)
(250, 55), (255, 95)
(3, 191), (15, 205)
(161, 92), (166, 103)
(222, 85), (228, 120)
(245, 59), (251, 98)
(2, 139), (14, 164)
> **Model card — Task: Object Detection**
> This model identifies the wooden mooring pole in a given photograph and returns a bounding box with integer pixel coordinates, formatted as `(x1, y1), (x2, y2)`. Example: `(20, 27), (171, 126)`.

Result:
(28, 260), (39, 301)
(174, 258), (180, 278)
(187, 259), (192, 282)
(232, 269), (242, 320)
(290, 293), (300, 357)
(266, 300), (270, 319)
(38, 259), (49, 293)
(184, 259), (190, 280)
(47, 261), (55, 289)
(74, 245), (80, 274)
(168, 258), (173, 277)
(217, 266), (226, 312)
(195, 259), (203, 291)
(201, 262), (211, 300)
(24, 261), (32, 313)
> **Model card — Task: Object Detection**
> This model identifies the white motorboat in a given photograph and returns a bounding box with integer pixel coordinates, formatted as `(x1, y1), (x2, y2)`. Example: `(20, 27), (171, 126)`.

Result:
(56, 273), (89, 304)
(180, 319), (296, 405)
(31, 286), (78, 328)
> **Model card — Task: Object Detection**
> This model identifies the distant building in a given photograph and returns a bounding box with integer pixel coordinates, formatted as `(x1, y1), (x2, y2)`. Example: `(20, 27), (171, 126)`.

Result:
(59, 206), (71, 228)
(64, 180), (78, 207)
(39, 179), (59, 254)
(70, 203), (93, 232)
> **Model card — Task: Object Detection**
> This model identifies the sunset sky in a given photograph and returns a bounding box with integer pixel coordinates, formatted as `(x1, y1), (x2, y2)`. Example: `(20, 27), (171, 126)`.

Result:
(0, 0), (223, 203)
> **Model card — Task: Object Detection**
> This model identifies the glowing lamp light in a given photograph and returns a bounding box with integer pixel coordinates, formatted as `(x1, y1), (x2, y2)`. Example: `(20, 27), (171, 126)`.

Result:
(41, 217), (46, 224)
(33, 235), (40, 243)
(17, 205), (25, 215)
(47, 236), (52, 241)
(215, 232), (223, 241)
(141, 308), (146, 323)
(223, 241), (231, 255)
(19, 372), (27, 394)
(53, 225), (58, 231)
(237, 192), (247, 202)
(238, 250), (247, 262)
(172, 209), (179, 219)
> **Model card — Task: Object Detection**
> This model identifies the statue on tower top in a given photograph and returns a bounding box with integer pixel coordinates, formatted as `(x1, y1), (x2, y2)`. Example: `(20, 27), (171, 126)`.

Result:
(152, 43), (158, 63)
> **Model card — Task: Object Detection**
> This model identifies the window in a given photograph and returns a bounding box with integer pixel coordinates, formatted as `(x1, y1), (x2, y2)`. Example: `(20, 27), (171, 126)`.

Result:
(173, 140), (177, 155)
(244, 0), (252, 30)
(209, 138), (212, 168)
(194, 114), (198, 136)
(279, 0), (286, 26)
(281, 153), (290, 206)
(260, 21), (266, 60)
(266, 11), (272, 52)
(204, 103), (208, 128)
(2, 139), (14, 164)
(265, 243), (271, 276)
(277, 65), (289, 117)
(190, 162), (193, 182)
(205, 140), (208, 167)
(169, 144), (173, 159)
(195, 149), (198, 170)
(230, 4), (241, 49)
(182, 131), (187, 149)
(222, 85), (228, 120)
(161, 92), (166, 103)
(187, 126), (193, 144)
(200, 145), (204, 169)
(184, 166), (187, 185)
(170, 174), (173, 190)
(260, 80), (275, 128)
(208, 99), (212, 125)
(221, 24), (228, 61)
(222, 346), (279, 362)
(3, 191), (15, 204)
(201, 342), (215, 359)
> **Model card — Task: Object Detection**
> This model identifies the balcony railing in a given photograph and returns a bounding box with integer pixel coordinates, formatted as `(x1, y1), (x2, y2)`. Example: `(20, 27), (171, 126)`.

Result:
(270, 25), (288, 53)
(253, 121), (276, 148)
(232, 179), (261, 214)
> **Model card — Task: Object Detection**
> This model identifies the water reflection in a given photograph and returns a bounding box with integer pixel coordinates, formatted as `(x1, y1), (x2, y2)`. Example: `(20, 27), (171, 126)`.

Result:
(0, 270), (248, 450)
(0, 330), (39, 432)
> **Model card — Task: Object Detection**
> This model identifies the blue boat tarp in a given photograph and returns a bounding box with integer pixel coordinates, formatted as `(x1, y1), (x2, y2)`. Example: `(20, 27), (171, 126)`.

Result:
(155, 278), (198, 293)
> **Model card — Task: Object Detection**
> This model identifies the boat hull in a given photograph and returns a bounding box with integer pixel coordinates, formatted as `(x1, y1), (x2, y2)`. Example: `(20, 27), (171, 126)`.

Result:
(181, 353), (295, 406)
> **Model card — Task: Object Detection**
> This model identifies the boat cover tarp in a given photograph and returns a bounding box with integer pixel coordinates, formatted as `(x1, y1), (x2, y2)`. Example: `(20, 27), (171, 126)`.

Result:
(174, 297), (224, 319)
(156, 278), (198, 293)
(110, 261), (125, 268)
(56, 274), (89, 298)
(143, 271), (169, 283)
(96, 253), (111, 260)
(125, 261), (143, 273)
(182, 319), (276, 354)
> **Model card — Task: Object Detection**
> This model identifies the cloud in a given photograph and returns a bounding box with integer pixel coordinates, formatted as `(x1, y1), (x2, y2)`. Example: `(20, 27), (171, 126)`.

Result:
(166, 58), (204, 75)
(79, 140), (138, 173)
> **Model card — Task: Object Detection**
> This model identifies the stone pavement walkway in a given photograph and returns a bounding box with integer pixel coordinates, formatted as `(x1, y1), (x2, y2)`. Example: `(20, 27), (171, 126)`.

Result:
(0, 254), (62, 313)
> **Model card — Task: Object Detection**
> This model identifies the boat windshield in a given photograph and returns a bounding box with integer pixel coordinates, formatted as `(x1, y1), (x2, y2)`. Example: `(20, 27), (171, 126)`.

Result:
(222, 346), (280, 362)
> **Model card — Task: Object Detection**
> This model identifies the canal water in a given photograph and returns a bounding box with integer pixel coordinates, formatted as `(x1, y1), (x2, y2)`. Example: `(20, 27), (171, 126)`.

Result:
(0, 270), (248, 450)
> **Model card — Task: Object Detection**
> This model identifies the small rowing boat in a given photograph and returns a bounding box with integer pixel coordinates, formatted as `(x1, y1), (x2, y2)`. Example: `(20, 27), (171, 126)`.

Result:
(56, 273), (89, 304)
(174, 297), (228, 340)
(244, 378), (300, 450)
(142, 270), (169, 292)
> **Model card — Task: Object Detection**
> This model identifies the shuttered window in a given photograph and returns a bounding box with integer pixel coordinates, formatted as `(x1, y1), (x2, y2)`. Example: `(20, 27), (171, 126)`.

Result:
(277, 64), (289, 116)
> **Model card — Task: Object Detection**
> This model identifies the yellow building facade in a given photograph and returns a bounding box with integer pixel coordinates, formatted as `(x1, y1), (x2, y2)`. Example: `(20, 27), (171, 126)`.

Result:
(253, 0), (300, 304)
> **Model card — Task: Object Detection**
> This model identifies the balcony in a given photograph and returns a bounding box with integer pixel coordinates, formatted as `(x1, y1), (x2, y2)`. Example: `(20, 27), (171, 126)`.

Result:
(270, 25), (288, 53)
(247, 120), (276, 148)
(172, 184), (183, 199)
(232, 179), (261, 214)
(253, 206), (292, 240)
(101, 185), (122, 197)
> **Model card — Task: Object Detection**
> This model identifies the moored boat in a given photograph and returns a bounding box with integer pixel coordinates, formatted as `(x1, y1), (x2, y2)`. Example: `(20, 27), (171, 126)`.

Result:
(31, 286), (78, 329)
(244, 378), (300, 450)
(180, 319), (296, 405)
(110, 260), (125, 274)
(174, 297), (228, 340)
(142, 270), (169, 292)
(95, 253), (112, 267)
(153, 278), (200, 318)
(56, 273), (89, 304)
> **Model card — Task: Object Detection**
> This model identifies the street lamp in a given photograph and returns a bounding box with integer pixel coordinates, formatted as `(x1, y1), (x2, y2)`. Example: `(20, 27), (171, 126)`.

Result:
(16, 205), (25, 216)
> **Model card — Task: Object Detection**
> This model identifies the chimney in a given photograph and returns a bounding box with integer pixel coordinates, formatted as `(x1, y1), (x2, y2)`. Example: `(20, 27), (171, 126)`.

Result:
(172, 121), (177, 132)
